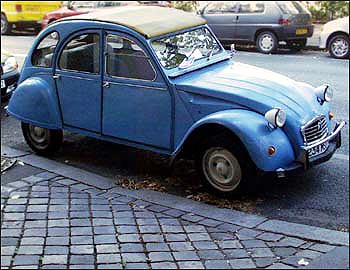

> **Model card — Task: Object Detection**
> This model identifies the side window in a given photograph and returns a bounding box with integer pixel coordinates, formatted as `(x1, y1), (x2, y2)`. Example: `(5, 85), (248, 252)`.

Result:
(205, 2), (238, 14)
(106, 34), (156, 81)
(32, 31), (59, 67)
(59, 33), (100, 74)
(239, 2), (265, 13)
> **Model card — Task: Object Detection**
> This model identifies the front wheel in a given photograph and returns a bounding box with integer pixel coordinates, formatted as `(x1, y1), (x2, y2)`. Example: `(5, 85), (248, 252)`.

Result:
(328, 34), (349, 59)
(196, 136), (256, 194)
(256, 31), (278, 54)
(21, 122), (63, 155)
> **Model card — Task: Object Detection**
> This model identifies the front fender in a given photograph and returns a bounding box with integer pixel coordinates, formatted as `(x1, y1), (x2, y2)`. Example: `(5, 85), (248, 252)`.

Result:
(7, 76), (62, 130)
(174, 109), (296, 172)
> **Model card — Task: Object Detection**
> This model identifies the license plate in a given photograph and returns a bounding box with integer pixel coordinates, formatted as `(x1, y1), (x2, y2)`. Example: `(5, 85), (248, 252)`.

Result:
(308, 141), (329, 158)
(296, 28), (308, 35)
(1, 80), (5, 89)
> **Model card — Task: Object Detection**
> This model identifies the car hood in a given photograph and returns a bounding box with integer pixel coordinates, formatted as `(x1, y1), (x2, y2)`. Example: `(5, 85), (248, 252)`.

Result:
(174, 59), (328, 147)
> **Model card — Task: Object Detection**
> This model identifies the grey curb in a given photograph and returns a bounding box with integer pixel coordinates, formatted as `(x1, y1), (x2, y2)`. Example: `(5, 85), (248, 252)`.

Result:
(2, 145), (349, 247)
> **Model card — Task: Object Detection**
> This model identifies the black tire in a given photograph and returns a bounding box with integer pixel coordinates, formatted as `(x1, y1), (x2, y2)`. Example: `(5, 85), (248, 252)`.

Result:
(256, 31), (278, 54)
(287, 39), (307, 52)
(195, 134), (257, 195)
(21, 122), (63, 156)
(328, 34), (350, 59)
(1, 13), (12, 35)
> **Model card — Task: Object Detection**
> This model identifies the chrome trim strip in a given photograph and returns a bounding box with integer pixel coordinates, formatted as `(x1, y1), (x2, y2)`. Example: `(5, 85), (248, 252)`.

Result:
(105, 81), (166, 91)
(301, 121), (346, 151)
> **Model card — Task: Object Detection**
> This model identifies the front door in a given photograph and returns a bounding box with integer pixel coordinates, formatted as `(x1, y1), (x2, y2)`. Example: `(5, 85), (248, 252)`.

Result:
(55, 31), (102, 133)
(102, 32), (172, 149)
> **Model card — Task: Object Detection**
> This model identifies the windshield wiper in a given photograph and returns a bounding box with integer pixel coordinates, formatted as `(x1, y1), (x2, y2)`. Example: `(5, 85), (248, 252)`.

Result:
(206, 45), (218, 61)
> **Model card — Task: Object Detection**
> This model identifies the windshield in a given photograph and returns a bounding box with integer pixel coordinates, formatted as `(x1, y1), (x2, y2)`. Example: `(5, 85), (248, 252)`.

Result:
(151, 27), (222, 70)
(276, 1), (300, 14)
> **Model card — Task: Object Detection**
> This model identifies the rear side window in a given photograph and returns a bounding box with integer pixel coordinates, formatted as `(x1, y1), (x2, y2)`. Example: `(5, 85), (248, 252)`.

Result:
(276, 1), (300, 14)
(59, 33), (100, 74)
(31, 31), (59, 67)
(205, 2), (238, 14)
(239, 2), (265, 13)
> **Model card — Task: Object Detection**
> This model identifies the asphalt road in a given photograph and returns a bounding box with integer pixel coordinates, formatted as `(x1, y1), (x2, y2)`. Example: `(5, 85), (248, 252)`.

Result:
(1, 34), (349, 231)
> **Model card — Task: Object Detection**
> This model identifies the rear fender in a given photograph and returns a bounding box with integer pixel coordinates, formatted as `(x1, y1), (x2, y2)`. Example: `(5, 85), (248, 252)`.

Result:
(174, 109), (296, 171)
(7, 76), (62, 129)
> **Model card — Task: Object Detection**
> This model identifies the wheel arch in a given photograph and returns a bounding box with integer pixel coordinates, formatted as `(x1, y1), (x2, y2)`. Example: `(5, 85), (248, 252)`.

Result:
(171, 109), (296, 172)
(326, 31), (349, 48)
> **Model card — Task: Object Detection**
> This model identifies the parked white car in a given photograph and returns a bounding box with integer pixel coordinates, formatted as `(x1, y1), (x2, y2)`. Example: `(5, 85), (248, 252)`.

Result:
(319, 17), (349, 59)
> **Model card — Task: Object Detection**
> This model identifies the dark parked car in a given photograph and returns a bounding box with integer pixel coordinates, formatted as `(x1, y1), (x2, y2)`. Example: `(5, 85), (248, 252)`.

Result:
(1, 51), (19, 101)
(199, 1), (314, 53)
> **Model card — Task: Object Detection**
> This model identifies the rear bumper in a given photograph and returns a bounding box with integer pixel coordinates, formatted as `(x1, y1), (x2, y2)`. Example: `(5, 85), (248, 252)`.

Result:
(275, 24), (314, 41)
(271, 121), (346, 178)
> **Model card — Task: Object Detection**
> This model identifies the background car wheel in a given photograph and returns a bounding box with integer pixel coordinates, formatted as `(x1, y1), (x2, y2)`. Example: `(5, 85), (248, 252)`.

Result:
(256, 31), (278, 54)
(328, 34), (349, 59)
(196, 134), (257, 195)
(1, 13), (12, 35)
(287, 39), (307, 52)
(21, 122), (63, 155)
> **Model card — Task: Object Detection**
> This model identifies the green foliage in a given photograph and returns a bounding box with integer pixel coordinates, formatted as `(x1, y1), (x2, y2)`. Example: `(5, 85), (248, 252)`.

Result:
(309, 1), (349, 22)
(172, 1), (198, 12)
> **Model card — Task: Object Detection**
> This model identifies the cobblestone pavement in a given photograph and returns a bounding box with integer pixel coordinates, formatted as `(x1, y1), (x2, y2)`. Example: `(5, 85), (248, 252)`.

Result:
(1, 170), (347, 270)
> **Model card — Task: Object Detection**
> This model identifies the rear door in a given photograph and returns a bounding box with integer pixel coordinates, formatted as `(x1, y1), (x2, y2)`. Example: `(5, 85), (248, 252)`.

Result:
(55, 30), (102, 132)
(202, 1), (239, 42)
(235, 1), (267, 41)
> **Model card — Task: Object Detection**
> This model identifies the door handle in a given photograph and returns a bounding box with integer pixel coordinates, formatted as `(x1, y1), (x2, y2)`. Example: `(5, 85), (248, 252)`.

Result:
(103, 81), (110, 88)
(53, 74), (61, 80)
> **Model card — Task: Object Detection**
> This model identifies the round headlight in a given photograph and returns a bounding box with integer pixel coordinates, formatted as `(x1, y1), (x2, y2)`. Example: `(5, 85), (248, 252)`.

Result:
(315, 84), (333, 103)
(3, 56), (18, 73)
(265, 108), (286, 128)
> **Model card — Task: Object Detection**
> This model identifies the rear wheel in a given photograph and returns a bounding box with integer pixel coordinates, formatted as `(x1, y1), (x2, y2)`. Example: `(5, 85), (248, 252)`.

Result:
(1, 13), (12, 35)
(287, 39), (307, 51)
(196, 134), (256, 195)
(256, 31), (278, 54)
(21, 122), (63, 155)
(328, 34), (349, 59)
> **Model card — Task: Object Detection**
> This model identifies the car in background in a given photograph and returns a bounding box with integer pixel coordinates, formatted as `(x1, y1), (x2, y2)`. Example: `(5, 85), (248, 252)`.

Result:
(199, 1), (314, 54)
(41, 1), (171, 29)
(319, 16), (349, 59)
(1, 1), (62, 34)
(1, 51), (19, 101)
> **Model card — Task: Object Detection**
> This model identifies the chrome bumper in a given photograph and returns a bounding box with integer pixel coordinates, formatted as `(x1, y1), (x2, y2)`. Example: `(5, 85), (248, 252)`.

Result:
(301, 121), (346, 151)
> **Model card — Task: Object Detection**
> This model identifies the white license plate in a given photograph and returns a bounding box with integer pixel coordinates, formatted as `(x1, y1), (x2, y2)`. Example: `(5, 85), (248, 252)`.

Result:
(1, 80), (5, 89)
(308, 141), (329, 158)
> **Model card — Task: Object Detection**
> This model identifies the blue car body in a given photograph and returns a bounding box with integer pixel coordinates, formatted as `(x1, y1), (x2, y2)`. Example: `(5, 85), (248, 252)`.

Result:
(7, 9), (345, 178)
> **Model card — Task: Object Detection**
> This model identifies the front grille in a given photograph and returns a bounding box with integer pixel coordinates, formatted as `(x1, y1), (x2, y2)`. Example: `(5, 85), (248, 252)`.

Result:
(301, 115), (329, 145)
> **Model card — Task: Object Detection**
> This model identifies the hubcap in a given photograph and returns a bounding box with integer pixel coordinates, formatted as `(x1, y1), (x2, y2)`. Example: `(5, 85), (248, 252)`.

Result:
(202, 148), (242, 192)
(260, 34), (274, 52)
(331, 38), (349, 58)
(28, 125), (48, 145)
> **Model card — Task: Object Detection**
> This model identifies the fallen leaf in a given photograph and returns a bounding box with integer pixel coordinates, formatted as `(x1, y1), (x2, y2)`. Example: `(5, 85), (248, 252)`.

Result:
(10, 195), (21, 200)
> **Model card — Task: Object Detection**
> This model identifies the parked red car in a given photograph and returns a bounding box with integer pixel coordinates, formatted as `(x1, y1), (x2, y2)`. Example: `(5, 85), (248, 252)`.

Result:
(42, 1), (172, 29)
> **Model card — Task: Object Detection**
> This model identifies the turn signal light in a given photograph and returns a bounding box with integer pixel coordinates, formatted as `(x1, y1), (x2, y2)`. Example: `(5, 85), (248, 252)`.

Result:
(268, 146), (276, 156)
(329, 112), (334, 120)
